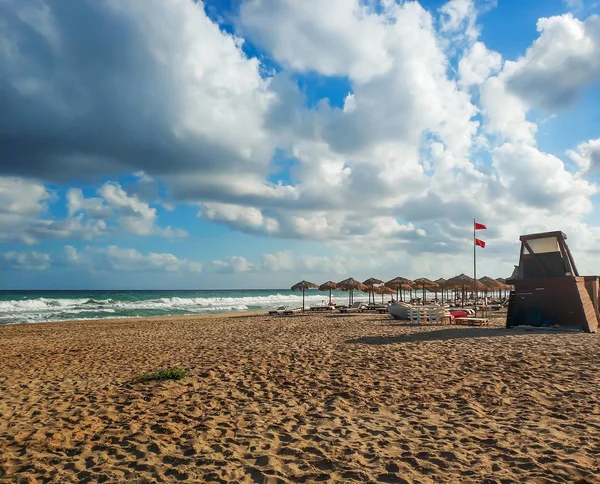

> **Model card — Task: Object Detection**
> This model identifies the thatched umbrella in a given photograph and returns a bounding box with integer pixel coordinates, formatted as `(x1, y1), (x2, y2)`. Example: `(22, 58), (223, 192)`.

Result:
(413, 277), (440, 304)
(478, 276), (502, 294)
(291, 280), (319, 311)
(363, 277), (384, 305)
(434, 278), (447, 303)
(319, 281), (337, 304)
(495, 277), (513, 298)
(446, 273), (484, 306)
(385, 277), (415, 302)
(337, 277), (367, 306)
(375, 285), (395, 303)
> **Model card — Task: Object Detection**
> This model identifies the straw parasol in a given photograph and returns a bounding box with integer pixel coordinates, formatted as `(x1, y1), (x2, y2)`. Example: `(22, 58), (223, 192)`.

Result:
(385, 277), (415, 302)
(337, 277), (367, 306)
(318, 281), (338, 304)
(375, 285), (394, 303)
(363, 277), (384, 304)
(446, 273), (484, 305)
(291, 280), (319, 311)
(495, 277), (513, 297)
(412, 277), (440, 304)
(478, 276), (503, 290)
(434, 278), (447, 302)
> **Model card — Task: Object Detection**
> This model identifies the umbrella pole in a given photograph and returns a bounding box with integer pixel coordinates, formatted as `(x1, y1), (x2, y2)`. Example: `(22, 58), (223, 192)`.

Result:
(329, 288), (332, 304)
(303, 288), (305, 311)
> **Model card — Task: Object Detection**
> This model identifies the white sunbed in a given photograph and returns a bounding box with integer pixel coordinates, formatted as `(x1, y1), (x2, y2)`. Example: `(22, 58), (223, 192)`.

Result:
(282, 307), (303, 315)
(339, 302), (364, 313)
(268, 305), (287, 315)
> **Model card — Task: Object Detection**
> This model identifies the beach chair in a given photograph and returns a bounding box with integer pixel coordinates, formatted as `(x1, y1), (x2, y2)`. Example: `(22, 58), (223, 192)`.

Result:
(408, 307), (426, 324)
(282, 307), (302, 315)
(309, 304), (335, 311)
(339, 302), (364, 313)
(268, 306), (287, 315)
(426, 306), (443, 325)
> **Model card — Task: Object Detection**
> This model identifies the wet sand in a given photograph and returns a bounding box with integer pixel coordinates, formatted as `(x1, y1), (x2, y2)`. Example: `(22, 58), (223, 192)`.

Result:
(1, 311), (599, 483)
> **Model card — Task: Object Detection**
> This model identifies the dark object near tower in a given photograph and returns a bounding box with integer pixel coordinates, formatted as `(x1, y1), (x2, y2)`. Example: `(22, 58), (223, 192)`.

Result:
(506, 231), (598, 333)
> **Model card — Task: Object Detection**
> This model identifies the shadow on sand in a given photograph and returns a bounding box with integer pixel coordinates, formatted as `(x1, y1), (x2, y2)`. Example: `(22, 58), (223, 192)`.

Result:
(346, 326), (581, 345)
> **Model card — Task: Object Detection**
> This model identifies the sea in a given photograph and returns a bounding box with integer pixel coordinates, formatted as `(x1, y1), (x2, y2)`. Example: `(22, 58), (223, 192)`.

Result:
(0, 289), (379, 325)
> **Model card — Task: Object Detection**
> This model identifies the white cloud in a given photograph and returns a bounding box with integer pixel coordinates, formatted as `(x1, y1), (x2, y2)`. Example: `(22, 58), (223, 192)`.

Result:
(70, 182), (188, 238)
(0, 177), (52, 244)
(505, 14), (600, 111)
(210, 256), (254, 273)
(567, 138), (600, 174)
(2, 0), (277, 201)
(97, 183), (156, 235)
(563, 0), (584, 10)
(63, 245), (202, 273)
(260, 250), (295, 273)
(492, 142), (596, 215)
(1, 177), (187, 244)
(200, 202), (279, 234)
(439, 0), (479, 42)
(2, 250), (52, 270)
(239, 0), (393, 83)
(458, 41), (502, 87)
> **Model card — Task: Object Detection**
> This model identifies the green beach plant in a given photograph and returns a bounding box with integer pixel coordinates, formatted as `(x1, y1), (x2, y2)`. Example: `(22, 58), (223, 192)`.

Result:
(137, 367), (189, 382)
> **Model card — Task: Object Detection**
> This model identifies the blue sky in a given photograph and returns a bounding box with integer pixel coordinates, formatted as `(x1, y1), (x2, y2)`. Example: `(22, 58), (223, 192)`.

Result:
(1, 0), (600, 289)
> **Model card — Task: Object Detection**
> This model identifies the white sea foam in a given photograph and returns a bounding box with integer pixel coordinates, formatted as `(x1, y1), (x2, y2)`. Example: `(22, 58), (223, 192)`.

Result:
(0, 292), (372, 324)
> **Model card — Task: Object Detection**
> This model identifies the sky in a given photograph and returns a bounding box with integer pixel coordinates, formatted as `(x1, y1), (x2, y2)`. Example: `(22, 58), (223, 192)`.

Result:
(1, 0), (600, 290)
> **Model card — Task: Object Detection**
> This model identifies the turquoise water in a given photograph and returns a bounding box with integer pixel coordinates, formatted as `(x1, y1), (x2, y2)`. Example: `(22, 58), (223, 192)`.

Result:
(0, 289), (374, 324)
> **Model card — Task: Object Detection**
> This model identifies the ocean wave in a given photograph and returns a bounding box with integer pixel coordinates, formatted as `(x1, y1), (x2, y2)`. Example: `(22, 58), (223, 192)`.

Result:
(0, 291), (371, 324)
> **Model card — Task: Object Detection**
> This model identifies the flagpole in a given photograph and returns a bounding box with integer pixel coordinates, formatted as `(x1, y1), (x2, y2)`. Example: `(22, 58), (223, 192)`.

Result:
(473, 218), (477, 317)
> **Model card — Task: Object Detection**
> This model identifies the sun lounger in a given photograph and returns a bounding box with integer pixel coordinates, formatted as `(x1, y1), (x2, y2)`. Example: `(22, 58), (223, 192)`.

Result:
(426, 306), (444, 325)
(362, 304), (388, 313)
(268, 306), (287, 315)
(309, 305), (335, 311)
(339, 302), (364, 313)
(408, 307), (426, 324)
(282, 307), (302, 315)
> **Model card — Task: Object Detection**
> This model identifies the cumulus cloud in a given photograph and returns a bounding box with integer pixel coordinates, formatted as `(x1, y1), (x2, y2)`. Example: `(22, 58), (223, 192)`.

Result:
(0, 177), (52, 244)
(200, 202), (279, 234)
(459, 42), (502, 87)
(240, 0), (393, 83)
(0, 176), (108, 244)
(567, 138), (600, 174)
(0, 0), (277, 203)
(1, 176), (186, 244)
(2, 250), (52, 270)
(439, 0), (479, 43)
(210, 256), (255, 273)
(505, 14), (600, 111)
(62, 245), (203, 273)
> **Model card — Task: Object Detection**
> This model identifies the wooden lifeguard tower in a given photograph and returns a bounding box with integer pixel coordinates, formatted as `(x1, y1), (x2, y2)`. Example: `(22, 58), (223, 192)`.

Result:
(506, 231), (598, 333)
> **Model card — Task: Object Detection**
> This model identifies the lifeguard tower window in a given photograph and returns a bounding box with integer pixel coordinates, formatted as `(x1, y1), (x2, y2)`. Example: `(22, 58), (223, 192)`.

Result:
(521, 236), (571, 278)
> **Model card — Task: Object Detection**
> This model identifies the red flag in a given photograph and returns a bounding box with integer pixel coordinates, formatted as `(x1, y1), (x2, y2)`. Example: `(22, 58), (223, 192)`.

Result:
(474, 222), (487, 230)
(475, 238), (486, 248)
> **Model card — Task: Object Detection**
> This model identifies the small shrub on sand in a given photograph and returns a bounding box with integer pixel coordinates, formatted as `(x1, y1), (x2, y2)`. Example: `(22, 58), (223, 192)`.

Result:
(138, 367), (188, 382)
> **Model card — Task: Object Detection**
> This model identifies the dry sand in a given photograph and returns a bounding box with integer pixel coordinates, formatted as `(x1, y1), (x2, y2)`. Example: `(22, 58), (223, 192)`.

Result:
(1, 311), (599, 483)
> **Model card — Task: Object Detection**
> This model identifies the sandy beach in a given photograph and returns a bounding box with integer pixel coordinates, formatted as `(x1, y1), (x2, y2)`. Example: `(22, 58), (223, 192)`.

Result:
(1, 311), (599, 483)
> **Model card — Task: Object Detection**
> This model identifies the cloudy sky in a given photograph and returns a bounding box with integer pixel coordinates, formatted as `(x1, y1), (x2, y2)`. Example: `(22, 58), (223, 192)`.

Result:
(1, 0), (600, 289)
